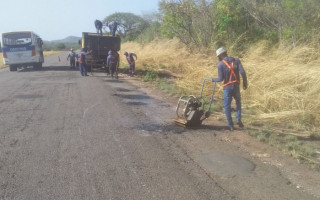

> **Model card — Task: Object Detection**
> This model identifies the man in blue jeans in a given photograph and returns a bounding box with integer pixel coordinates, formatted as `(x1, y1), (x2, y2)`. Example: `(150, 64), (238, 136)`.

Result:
(212, 47), (248, 131)
(78, 48), (92, 76)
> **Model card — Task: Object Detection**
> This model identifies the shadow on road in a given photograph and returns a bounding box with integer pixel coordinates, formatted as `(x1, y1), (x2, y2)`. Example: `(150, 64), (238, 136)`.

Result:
(126, 101), (148, 106)
(17, 65), (75, 72)
(137, 123), (187, 134)
(115, 88), (132, 92)
(113, 94), (151, 100)
(105, 79), (124, 83)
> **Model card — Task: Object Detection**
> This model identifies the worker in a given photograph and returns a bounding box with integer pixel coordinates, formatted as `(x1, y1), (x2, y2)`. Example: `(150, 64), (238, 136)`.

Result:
(94, 19), (103, 35)
(75, 51), (80, 68)
(108, 21), (118, 36)
(212, 47), (248, 131)
(107, 50), (119, 78)
(67, 48), (76, 69)
(123, 52), (137, 77)
(78, 48), (92, 76)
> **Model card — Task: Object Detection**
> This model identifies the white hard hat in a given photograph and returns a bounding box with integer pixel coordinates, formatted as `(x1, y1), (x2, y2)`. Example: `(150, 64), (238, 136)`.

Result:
(216, 47), (227, 57)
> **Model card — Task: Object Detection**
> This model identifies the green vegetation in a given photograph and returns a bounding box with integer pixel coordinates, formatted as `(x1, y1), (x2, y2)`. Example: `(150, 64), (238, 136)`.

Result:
(103, 12), (151, 41)
(43, 42), (80, 51)
(248, 126), (320, 170)
(104, 1), (320, 50)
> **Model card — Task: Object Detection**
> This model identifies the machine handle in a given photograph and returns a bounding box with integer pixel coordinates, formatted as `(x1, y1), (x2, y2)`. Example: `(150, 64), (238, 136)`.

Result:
(199, 78), (217, 117)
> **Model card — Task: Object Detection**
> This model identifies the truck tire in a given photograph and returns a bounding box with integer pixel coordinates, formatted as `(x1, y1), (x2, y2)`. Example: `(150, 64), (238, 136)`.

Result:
(9, 65), (17, 71)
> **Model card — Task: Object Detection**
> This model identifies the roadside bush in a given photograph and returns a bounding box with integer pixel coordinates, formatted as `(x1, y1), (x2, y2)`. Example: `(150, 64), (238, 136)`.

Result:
(144, 71), (157, 82)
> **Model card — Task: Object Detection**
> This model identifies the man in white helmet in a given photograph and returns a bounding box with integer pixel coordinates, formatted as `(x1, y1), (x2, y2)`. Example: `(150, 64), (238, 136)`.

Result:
(67, 48), (76, 69)
(212, 47), (248, 131)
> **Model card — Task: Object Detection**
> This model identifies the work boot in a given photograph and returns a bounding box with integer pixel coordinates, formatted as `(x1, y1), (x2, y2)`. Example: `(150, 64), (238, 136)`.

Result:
(237, 120), (244, 128)
(228, 126), (234, 131)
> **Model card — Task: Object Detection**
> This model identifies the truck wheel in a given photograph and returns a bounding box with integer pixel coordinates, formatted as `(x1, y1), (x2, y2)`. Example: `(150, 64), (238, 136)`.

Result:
(9, 65), (17, 71)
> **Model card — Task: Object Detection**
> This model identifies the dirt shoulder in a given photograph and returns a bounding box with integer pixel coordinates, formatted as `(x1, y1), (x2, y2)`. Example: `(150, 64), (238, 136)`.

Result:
(123, 74), (320, 199)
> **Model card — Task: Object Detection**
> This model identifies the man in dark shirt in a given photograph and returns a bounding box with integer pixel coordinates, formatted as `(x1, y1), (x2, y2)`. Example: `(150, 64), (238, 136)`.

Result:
(212, 47), (248, 131)
(108, 21), (118, 36)
(94, 20), (103, 35)
(124, 52), (137, 77)
(107, 50), (119, 78)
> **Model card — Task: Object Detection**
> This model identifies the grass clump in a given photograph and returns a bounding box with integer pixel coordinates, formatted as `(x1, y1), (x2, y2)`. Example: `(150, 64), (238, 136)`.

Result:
(143, 71), (157, 82)
(247, 126), (320, 169)
(0, 54), (3, 67)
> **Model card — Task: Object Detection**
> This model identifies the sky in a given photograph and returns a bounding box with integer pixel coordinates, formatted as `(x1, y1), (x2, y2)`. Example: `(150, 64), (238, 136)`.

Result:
(0, 0), (159, 41)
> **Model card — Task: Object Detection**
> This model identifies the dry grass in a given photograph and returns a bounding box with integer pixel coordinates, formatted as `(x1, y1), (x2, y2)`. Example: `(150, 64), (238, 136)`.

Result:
(43, 51), (64, 56)
(121, 39), (218, 94)
(243, 42), (320, 128)
(122, 39), (320, 129)
(0, 54), (3, 67)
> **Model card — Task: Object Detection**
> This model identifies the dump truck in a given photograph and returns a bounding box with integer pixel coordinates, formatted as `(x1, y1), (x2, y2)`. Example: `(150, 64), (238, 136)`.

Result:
(79, 32), (121, 71)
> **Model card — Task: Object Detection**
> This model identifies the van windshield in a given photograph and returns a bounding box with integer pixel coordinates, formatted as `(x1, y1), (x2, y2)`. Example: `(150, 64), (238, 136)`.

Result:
(2, 32), (32, 47)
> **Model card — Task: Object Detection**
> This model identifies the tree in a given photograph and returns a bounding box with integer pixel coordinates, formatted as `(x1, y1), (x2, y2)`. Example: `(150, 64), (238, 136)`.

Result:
(238, 0), (320, 46)
(55, 43), (66, 50)
(103, 12), (149, 41)
(159, 0), (201, 46)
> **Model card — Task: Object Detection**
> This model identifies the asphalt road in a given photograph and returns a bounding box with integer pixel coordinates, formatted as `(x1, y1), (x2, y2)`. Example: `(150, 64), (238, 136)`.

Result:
(0, 53), (318, 200)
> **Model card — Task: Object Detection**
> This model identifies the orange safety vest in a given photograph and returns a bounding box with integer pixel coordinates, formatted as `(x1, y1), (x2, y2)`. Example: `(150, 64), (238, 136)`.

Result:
(222, 60), (240, 87)
(78, 52), (85, 64)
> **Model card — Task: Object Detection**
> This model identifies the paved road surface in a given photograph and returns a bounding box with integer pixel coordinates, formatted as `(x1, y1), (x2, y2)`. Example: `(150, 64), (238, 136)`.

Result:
(0, 53), (318, 200)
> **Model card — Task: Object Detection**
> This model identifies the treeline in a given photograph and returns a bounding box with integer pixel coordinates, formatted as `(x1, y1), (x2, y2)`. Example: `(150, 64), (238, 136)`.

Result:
(42, 42), (80, 51)
(107, 0), (320, 51)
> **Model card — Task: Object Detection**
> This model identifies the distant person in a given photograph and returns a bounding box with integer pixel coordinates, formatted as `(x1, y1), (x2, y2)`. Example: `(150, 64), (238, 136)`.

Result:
(123, 51), (137, 77)
(108, 21), (118, 36)
(94, 19), (103, 35)
(75, 51), (80, 68)
(67, 48), (76, 69)
(107, 50), (119, 79)
(212, 47), (248, 131)
(78, 48), (92, 76)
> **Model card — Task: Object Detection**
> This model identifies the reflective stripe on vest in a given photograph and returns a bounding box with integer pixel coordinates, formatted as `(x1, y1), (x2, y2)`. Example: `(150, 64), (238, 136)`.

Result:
(222, 60), (240, 87)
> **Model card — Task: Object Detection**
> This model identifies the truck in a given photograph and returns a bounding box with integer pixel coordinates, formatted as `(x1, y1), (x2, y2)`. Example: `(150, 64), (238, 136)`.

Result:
(79, 32), (121, 72)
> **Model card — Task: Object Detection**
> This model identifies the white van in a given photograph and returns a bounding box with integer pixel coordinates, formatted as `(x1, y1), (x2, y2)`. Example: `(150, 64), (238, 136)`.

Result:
(1, 31), (44, 71)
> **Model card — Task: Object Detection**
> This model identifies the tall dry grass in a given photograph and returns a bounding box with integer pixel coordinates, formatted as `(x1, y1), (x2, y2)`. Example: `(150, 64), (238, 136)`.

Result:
(243, 42), (320, 127)
(0, 54), (3, 67)
(121, 39), (320, 128)
(121, 39), (217, 93)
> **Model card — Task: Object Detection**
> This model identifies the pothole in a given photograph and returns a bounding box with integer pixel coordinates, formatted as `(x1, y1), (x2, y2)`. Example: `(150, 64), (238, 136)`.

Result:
(198, 152), (256, 178)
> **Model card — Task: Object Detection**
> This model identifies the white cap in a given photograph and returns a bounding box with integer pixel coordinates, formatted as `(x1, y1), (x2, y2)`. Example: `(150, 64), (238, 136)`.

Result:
(216, 47), (227, 57)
